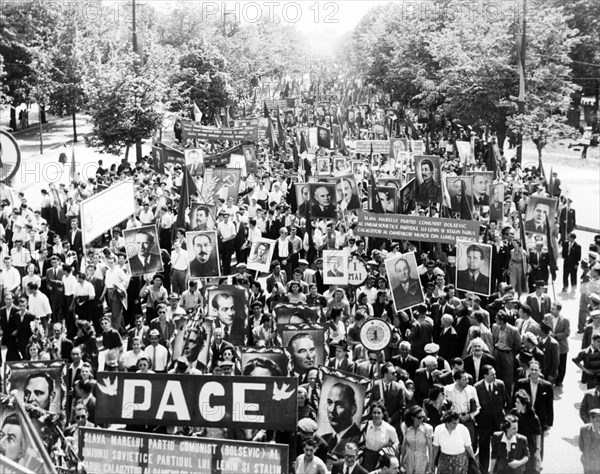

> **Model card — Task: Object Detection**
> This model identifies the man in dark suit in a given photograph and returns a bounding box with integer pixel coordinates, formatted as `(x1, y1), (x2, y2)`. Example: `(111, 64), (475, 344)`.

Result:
(562, 232), (581, 292)
(8, 296), (37, 360)
(491, 234), (510, 292)
(189, 232), (220, 277)
(321, 383), (362, 459)
(545, 302), (570, 386)
(464, 338), (497, 382)
(326, 256), (344, 278)
(528, 243), (552, 289)
(492, 311), (522, 394)
(558, 199), (576, 243)
(472, 174), (490, 206)
(209, 328), (235, 371)
(354, 351), (382, 379)
(538, 321), (560, 383)
(45, 255), (66, 324)
(438, 314), (459, 361)
(449, 178), (472, 219)
(296, 184), (311, 217)
(127, 314), (150, 350)
(372, 363), (406, 435)
(525, 281), (552, 324)
(391, 341), (420, 379)
(128, 228), (162, 275)
(457, 244), (490, 294)
(310, 184), (336, 218)
(336, 177), (361, 210)
(391, 258), (423, 311)
(0, 293), (19, 362)
(327, 341), (354, 373)
(475, 365), (508, 472)
(453, 306), (472, 355)
(330, 443), (368, 474)
(513, 360), (554, 431)
(68, 218), (83, 261)
(413, 356), (439, 404)
(525, 201), (550, 234)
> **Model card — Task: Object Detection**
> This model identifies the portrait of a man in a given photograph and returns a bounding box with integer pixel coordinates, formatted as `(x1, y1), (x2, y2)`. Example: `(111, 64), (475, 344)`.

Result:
(335, 175), (360, 210)
(24, 371), (56, 411)
(399, 179), (415, 215)
(376, 186), (397, 214)
(489, 183), (505, 221)
(309, 183), (337, 218)
(525, 196), (557, 235)
(124, 226), (163, 276)
(447, 176), (473, 220)
(471, 173), (490, 206)
(351, 160), (363, 176)
(327, 257), (343, 277)
(296, 183), (311, 217)
(242, 145), (258, 175)
(185, 148), (203, 176)
(323, 249), (349, 285)
(456, 241), (492, 296)
(317, 126), (331, 149)
(415, 155), (442, 204)
(247, 238), (275, 273)
(316, 371), (367, 459)
(288, 333), (317, 377)
(207, 285), (246, 345)
(190, 204), (216, 231)
(333, 158), (348, 174)
(0, 414), (26, 464)
(385, 253), (424, 311)
(317, 158), (331, 175)
(186, 231), (220, 278)
(171, 319), (211, 372)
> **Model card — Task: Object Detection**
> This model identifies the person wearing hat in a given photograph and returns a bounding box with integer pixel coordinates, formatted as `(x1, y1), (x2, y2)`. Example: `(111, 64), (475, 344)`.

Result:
(573, 334), (600, 389)
(579, 407), (600, 474)
(538, 320), (560, 383)
(582, 310), (600, 349)
(143, 328), (169, 372)
(558, 197), (576, 243)
(522, 332), (544, 365)
(327, 340), (354, 372)
(525, 280), (552, 324)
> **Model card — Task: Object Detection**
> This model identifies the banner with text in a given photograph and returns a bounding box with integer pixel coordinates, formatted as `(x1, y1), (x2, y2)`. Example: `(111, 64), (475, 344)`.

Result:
(94, 372), (297, 430)
(355, 211), (480, 244)
(181, 121), (258, 142)
(355, 140), (391, 155)
(263, 99), (297, 110)
(79, 427), (289, 474)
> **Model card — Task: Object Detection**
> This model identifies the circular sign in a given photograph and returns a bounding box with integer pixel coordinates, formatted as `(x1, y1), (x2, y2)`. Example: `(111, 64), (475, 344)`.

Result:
(348, 258), (369, 286)
(360, 318), (392, 352)
(0, 130), (22, 183)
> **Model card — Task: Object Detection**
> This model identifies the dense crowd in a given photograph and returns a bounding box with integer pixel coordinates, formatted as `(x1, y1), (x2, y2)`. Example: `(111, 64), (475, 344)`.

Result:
(0, 92), (600, 474)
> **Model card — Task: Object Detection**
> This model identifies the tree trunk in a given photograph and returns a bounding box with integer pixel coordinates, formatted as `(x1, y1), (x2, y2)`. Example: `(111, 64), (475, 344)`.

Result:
(9, 107), (17, 131)
(72, 112), (78, 142)
(40, 104), (47, 124)
(125, 146), (130, 161)
(135, 139), (142, 163)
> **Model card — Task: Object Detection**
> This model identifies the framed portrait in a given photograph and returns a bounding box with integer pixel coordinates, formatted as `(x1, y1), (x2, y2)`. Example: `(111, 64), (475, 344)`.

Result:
(273, 304), (320, 326)
(186, 230), (221, 278)
(316, 157), (331, 175)
(524, 196), (557, 235)
(278, 323), (326, 378)
(247, 238), (275, 273)
(184, 148), (204, 177)
(385, 252), (425, 312)
(351, 160), (363, 176)
(467, 171), (493, 206)
(205, 285), (247, 346)
(307, 127), (318, 150)
(398, 179), (416, 215)
(240, 347), (289, 377)
(323, 249), (349, 285)
(315, 367), (371, 459)
(414, 155), (442, 204)
(171, 316), (212, 372)
(308, 182), (337, 218)
(242, 145), (258, 175)
(189, 204), (217, 231)
(333, 157), (349, 174)
(123, 224), (164, 277)
(295, 183), (311, 217)
(489, 183), (505, 222)
(396, 151), (411, 169)
(411, 140), (425, 154)
(375, 186), (397, 214)
(455, 240), (493, 296)
(317, 126), (331, 149)
(446, 176), (474, 220)
(391, 138), (409, 158)
(335, 174), (361, 211)
(201, 168), (241, 204)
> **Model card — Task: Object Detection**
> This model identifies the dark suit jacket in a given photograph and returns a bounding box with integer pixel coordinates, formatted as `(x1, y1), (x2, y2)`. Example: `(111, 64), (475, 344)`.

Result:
(525, 293), (552, 323)
(327, 357), (354, 373)
(562, 241), (581, 267)
(457, 270), (490, 295)
(513, 377), (554, 428)
(355, 361), (381, 379)
(69, 229), (83, 257)
(128, 253), (162, 275)
(491, 324), (522, 355)
(322, 423), (362, 459)
(392, 279), (423, 311)
(330, 460), (368, 474)
(372, 380), (406, 427)
(46, 266), (66, 293)
(7, 311), (36, 359)
(390, 354), (420, 379)
(539, 336), (560, 380)
(413, 368), (436, 405)
(189, 254), (220, 278)
(475, 379), (507, 430)
(327, 270), (344, 278)
(438, 327), (459, 361)
(453, 315), (472, 354)
(490, 432), (530, 470)
(528, 251), (550, 283)
(525, 218), (547, 234)
(0, 305), (18, 347)
(127, 325), (150, 350)
(549, 315), (570, 354)
(310, 203), (337, 218)
(149, 318), (176, 347)
(464, 353), (497, 382)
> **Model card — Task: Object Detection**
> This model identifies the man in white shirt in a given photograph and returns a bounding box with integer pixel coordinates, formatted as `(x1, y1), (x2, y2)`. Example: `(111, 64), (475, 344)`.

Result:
(27, 282), (52, 333)
(217, 212), (237, 275)
(138, 203), (154, 225)
(73, 272), (96, 322)
(170, 240), (189, 295)
(2, 256), (22, 296)
(444, 369), (480, 446)
(101, 255), (129, 334)
(144, 329), (169, 372)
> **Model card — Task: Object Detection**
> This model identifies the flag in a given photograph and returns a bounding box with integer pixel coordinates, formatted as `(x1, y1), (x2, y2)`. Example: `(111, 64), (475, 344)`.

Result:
(213, 112), (222, 128)
(538, 154), (547, 191)
(151, 146), (165, 174)
(518, 207), (527, 251)
(193, 103), (202, 123)
(175, 166), (198, 228)
(69, 147), (76, 182)
(369, 144), (385, 214)
(276, 105), (287, 152)
(265, 118), (277, 154)
(263, 101), (270, 118)
(224, 106), (231, 128)
(299, 131), (308, 154)
(545, 214), (558, 280)
(548, 166), (554, 195)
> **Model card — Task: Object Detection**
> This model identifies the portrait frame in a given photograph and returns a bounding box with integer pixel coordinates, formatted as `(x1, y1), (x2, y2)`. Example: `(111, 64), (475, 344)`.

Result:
(205, 285), (247, 346)
(446, 176), (474, 219)
(398, 178), (416, 215)
(201, 168), (242, 204)
(488, 183), (505, 222)
(278, 323), (326, 376)
(375, 186), (397, 214)
(335, 174), (360, 211)
(273, 304), (320, 326)
(247, 238), (275, 273)
(317, 126), (331, 149)
(171, 316), (212, 372)
(455, 240), (493, 296)
(242, 145), (258, 175)
(333, 157), (349, 174)
(295, 183), (311, 217)
(316, 157), (331, 175)
(524, 195), (558, 236)
(467, 171), (494, 207)
(308, 182), (337, 218)
(184, 148), (204, 177)
(323, 248), (350, 285)
(123, 224), (164, 277)
(385, 252), (425, 312)
(414, 155), (442, 204)
(186, 230), (221, 278)
(189, 204), (217, 231)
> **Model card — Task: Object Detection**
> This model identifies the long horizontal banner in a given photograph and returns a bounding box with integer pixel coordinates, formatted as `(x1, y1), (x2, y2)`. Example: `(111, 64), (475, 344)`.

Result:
(160, 143), (185, 165)
(264, 99), (296, 110)
(79, 428), (289, 474)
(204, 145), (243, 167)
(181, 121), (258, 142)
(95, 372), (298, 430)
(355, 211), (480, 244)
(355, 140), (390, 155)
